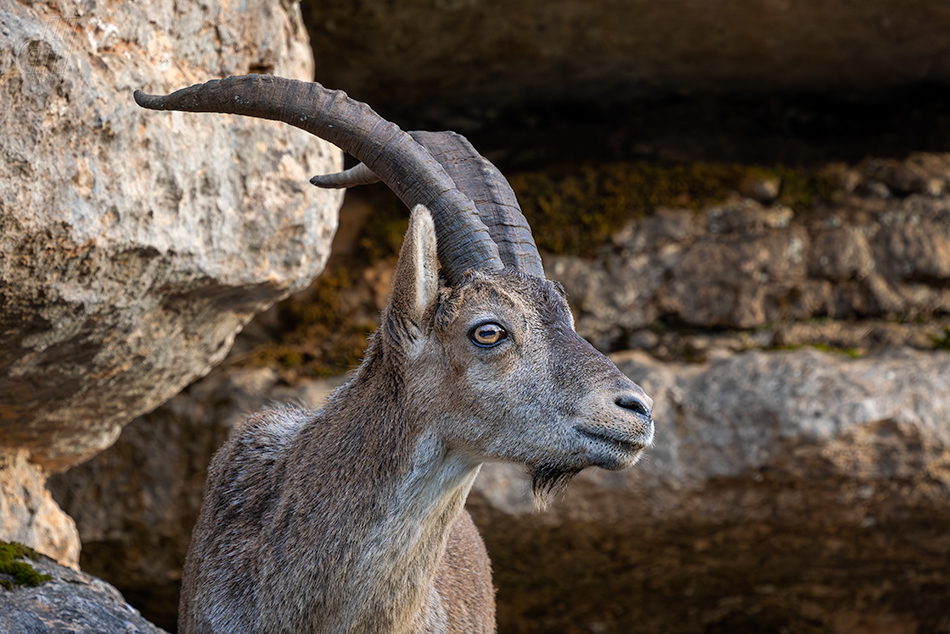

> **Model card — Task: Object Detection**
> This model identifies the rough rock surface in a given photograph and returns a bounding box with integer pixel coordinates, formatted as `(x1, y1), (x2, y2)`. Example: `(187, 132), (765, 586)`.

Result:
(0, 546), (167, 634)
(545, 157), (950, 353)
(304, 0), (950, 123)
(0, 452), (79, 569)
(471, 348), (950, 634)
(52, 346), (950, 633)
(0, 0), (342, 473)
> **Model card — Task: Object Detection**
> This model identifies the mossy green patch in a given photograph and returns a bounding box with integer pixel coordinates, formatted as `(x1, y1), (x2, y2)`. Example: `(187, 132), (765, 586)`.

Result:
(353, 184), (411, 263)
(808, 342), (864, 358)
(773, 166), (838, 210)
(932, 327), (950, 351)
(772, 342), (864, 358)
(0, 541), (52, 590)
(240, 265), (380, 379)
(509, 162), (836, 257)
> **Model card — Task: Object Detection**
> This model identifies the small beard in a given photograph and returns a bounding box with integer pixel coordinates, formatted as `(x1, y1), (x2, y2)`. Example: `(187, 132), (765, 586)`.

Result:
(529, 463), (580, 509)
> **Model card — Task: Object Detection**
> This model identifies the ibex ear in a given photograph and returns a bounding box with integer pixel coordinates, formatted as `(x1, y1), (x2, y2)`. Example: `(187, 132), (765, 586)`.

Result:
(386, 204), (440, 346)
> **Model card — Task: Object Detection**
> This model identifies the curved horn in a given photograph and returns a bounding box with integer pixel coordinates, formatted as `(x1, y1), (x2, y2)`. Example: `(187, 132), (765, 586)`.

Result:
(309, 162), (381, 189)
(310, 131), (545, 278)
(409, 131), (545, 278)
(133, 75), (503, 284)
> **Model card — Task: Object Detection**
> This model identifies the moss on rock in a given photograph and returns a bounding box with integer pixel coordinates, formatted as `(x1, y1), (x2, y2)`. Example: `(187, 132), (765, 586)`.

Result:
(240, 265), (380, 380)
(509, 162), (836, 256)
(932, 326), (950, 350)
(0, 541), (52, 590)
(234, 183), (414, 381)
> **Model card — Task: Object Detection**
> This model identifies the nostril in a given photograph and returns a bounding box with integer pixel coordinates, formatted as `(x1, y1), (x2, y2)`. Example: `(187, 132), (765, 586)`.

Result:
(615, 393), (652, 418)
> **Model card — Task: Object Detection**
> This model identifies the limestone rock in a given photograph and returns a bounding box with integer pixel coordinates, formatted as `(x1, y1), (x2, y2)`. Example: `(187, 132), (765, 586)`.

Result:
(547, 179), (950, 351)
(0, 0), (343, 471)
(884, 204), (950, 282)
(808, 226), (875, 282)
(0, 452), (79, 568)
(738, 173), (781, 203)
(0, 546), (167, 633)
(865, 153), (950, 197)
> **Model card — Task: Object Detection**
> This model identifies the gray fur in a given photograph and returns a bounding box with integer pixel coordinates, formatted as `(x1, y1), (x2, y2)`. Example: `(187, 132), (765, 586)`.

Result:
(178, 206), (653, 633)
(137, 75), (654, 634)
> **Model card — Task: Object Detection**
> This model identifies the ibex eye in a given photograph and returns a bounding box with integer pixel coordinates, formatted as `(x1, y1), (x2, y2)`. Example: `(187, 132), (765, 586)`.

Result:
(469, 322), (507, 347)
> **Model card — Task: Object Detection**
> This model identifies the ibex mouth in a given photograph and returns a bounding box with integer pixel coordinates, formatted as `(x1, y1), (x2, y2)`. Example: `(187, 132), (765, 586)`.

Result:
(574, 426), (647, 456)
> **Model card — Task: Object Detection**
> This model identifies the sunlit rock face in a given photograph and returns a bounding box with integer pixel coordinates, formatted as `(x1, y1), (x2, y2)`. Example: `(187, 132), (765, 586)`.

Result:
(0, 0), (342, 473)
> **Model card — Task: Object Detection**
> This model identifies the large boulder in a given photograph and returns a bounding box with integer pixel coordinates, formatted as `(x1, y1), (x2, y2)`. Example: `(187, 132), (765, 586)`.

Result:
(0, 0), (342, 474)
(471, 347), (950, 633)
(0, 452), (78, 569)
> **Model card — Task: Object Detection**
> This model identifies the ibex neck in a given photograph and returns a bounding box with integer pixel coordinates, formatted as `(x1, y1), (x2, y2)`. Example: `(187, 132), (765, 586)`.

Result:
(354, 432), (481, 629)
(273, 375), (481, 634)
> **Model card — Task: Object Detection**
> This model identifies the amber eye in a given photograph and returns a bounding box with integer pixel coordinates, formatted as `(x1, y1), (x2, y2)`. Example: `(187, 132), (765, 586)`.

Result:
(469, 322), (508, 347)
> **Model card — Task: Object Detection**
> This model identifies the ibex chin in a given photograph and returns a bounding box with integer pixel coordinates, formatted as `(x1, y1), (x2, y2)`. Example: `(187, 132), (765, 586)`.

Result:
(134, 75), (654, 634)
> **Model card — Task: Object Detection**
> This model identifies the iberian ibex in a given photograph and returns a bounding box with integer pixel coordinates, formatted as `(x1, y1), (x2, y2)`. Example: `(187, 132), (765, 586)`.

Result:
(134, 75), (654, 634)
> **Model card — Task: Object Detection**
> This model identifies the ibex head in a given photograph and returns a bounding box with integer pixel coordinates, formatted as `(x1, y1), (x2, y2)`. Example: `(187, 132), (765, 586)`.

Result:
(381, 206), (653, 500)
(135, 76), (653, 501)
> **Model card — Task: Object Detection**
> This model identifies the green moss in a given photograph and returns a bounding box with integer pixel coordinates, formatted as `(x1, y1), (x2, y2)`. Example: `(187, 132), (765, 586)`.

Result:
(808, 342), (863, 358)
(509, 162), (836, 257)
(353, 186), (410, 262)
(774, 166), (837, 210)
(239, 264), (379, 379)
(772, 342), (863, 358)
(932, 327), (950, 351)
(0, 542), (52, 590)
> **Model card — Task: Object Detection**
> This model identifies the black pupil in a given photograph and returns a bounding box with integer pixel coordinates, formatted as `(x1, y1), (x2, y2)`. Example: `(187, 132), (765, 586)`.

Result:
(475, 324), (504, 345)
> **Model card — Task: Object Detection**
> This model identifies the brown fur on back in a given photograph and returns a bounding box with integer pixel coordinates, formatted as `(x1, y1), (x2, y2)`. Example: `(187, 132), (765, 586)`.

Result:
(435, 512), (496, 633)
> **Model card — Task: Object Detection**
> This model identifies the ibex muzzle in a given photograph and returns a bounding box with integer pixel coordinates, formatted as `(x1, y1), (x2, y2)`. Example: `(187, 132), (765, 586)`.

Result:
(135, 75), (653, 634)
